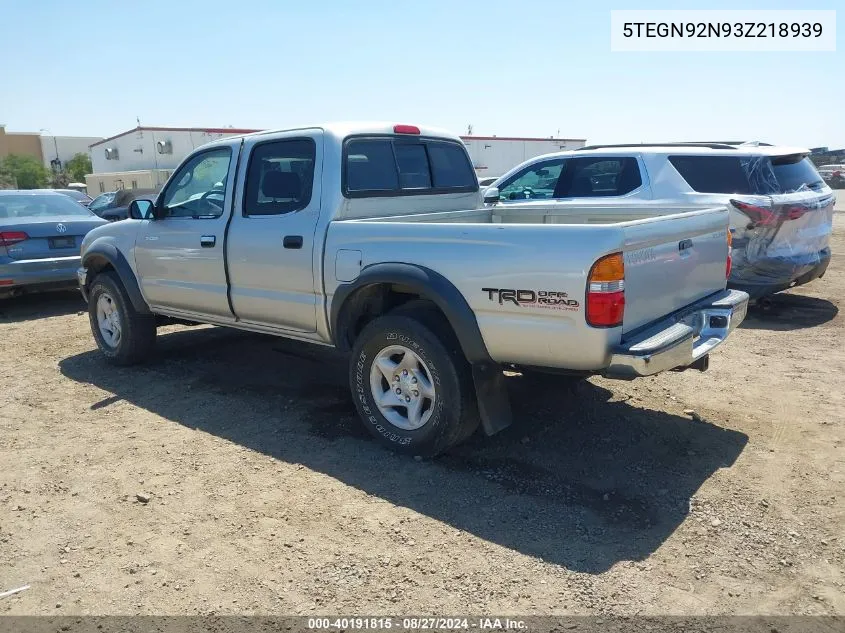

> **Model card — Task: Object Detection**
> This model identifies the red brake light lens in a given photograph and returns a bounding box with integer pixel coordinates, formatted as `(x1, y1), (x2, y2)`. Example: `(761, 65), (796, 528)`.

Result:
(783, 205), (809, 221)
(730, 199), (775, 227)
(586, 253), (625, 328)
(726, 230), (733, 279)
(0, 231), (29, 247)
(587, 291), (625, 327)
(393, 124), (421, 135)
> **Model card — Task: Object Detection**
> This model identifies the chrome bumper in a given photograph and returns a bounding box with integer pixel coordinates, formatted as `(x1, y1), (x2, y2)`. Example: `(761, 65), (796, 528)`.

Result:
(604, 289), (749, 380)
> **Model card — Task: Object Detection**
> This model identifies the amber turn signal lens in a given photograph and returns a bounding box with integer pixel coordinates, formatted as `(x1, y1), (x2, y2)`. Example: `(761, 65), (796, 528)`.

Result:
(589, 252), (624, 282)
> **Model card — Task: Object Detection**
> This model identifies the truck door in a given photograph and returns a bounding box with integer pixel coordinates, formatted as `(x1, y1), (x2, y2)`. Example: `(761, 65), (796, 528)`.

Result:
(134, 145), (237, 319)
(226, 130), (323, 332)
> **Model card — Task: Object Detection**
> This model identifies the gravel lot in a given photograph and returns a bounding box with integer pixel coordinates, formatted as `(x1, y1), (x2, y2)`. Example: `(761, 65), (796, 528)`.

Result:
(1, 202), (843, 616)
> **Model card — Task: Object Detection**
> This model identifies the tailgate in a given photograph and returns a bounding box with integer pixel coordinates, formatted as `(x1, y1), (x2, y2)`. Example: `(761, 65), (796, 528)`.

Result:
(620, 207), (729, 333)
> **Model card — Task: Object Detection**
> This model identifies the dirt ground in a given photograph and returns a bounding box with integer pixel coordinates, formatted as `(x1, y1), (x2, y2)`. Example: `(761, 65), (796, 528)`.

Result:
(1, 207), (843, 617)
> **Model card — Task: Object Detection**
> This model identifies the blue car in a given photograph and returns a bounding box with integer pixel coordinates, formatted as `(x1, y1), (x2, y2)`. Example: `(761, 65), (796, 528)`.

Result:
(0, 190), (107, 298)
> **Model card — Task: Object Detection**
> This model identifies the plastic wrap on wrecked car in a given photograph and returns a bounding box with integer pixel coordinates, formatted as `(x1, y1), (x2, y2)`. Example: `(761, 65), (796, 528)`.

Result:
(729, 156), (834, 292)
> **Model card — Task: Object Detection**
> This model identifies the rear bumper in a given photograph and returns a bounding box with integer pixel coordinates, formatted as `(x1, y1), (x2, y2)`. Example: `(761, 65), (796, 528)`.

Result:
(604, 289), (749, 380)
(728, 248), (831, 300)
(0, 256), (81, 289)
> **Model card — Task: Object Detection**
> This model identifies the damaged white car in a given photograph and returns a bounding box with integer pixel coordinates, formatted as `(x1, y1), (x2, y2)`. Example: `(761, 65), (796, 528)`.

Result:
(485, 141), (835, 300)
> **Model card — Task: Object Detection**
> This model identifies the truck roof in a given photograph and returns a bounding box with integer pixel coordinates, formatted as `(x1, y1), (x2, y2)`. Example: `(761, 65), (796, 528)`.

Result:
(203, 122), (464, 147)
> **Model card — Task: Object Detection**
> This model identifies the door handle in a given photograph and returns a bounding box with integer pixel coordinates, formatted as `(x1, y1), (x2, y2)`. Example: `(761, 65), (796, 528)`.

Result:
(283, 235), (303, 249)
(200, 235), (216, 248)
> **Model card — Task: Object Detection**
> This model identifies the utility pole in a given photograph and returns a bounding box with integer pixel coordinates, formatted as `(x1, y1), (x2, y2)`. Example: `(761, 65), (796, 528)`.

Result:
(40, 128), (61, 171)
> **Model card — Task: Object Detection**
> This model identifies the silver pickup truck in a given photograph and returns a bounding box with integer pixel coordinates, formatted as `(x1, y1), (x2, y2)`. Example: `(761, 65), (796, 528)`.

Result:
(78, 122), (749, 456)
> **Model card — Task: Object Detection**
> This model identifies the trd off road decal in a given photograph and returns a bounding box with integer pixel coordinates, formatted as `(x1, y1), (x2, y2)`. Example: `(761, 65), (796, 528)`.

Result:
(482, 288), (580, 311)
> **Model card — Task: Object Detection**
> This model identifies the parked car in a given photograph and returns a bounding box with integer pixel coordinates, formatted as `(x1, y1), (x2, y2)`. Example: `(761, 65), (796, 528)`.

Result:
(0, 190), (107, 298)
(89, 188), (160, 222)
(486, 142), (835, 300)
(66, 182), (89, 195)
(48, 189), (93, 207)
(78, 122), (747, 456)
(818, 164), (845, 189)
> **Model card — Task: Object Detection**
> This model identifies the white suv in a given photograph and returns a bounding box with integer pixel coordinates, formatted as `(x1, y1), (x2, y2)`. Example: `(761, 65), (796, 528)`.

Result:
(486, 142), (835, 300)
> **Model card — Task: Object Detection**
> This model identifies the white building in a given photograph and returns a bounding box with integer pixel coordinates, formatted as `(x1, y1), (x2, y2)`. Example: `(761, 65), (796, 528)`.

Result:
(462, 135), (585, 177)
(40, 134), (103, 170)
(85, 169), (177, 194)
(86, 126), (586, 194)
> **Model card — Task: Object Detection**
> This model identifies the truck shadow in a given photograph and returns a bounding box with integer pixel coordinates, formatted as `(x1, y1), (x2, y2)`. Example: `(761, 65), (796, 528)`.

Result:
(59, 326), (747, 574)
(740, 292), (838, 332)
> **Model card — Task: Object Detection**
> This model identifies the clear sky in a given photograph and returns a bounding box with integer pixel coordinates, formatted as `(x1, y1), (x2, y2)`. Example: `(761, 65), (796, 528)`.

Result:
(1, 0), (842, 148)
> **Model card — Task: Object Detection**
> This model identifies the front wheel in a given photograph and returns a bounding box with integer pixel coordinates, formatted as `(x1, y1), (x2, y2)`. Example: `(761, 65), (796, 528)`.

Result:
(349, 313), (477, 456)
(88, 271), (157, 365)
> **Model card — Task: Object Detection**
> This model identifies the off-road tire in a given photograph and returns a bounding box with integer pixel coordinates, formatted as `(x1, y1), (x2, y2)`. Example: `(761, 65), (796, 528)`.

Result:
(88, 271), (157, 365)
(349, 304), (478, 456)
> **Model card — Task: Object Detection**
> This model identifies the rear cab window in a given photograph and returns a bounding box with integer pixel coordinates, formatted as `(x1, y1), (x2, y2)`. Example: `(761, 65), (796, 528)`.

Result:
(343, 136), (477, 197)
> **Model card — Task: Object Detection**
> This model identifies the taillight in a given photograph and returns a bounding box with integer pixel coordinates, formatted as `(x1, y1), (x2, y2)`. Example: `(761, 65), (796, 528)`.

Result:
(726, 230), (733, 279)
(730, 199), (775, 227)
(0, 231), (28, 247)
(833, 170), (841, 177)
(393, 124), (421, 135)
(586, 252), (625, 328)
(783, 205), (809, 221)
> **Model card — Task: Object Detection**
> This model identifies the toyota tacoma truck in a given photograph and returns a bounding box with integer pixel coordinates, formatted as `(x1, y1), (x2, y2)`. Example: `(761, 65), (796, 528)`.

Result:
(77, 123), (749, 456)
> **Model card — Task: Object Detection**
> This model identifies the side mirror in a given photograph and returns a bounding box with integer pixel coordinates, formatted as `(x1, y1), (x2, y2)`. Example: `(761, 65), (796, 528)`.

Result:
(483, 187), (500, 204)
(128, 199), (154, 220)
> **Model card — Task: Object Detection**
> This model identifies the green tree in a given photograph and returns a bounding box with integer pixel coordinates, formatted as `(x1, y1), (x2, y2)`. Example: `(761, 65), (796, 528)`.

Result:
(0, 154), (50, 189)
(65, 152), (92, 182)
(0, 163), (16, 189)
(50, 170), (71, 188)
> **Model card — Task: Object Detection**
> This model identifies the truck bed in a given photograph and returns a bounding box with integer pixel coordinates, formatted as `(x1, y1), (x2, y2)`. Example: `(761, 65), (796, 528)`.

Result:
(327, 205), (731, 366)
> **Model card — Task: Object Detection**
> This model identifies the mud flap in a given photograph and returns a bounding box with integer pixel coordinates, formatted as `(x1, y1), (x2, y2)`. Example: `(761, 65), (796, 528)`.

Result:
(472, 363), (512, 436)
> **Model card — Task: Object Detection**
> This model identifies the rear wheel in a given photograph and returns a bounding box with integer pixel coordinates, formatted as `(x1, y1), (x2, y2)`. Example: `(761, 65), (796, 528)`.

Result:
(88, 271), (156, 365)
(349, 307), (478, 456)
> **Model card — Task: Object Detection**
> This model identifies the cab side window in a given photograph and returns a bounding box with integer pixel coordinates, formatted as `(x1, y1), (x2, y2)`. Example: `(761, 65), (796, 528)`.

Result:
(243, 139), (316, 216)
(161, 148), (232, 218)
(498, 159), (566, 201)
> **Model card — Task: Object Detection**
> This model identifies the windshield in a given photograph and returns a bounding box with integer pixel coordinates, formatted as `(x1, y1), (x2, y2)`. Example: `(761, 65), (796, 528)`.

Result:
(89, 192), (117, 212)
(0, 194), (96, 218)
